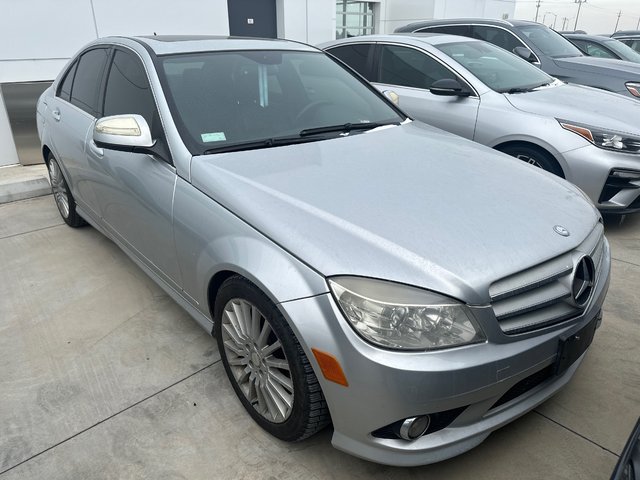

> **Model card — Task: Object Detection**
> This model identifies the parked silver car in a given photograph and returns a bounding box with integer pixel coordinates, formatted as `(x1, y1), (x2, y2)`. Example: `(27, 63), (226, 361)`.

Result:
(37, 36), (610, 466)
(322, 34), (640, 214)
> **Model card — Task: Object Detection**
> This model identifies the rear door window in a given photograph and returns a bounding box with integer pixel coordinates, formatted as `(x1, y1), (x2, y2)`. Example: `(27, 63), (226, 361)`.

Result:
(327, 43), (375, 80)
(57, 62), (78, 102)
(70, 48), (109, 116)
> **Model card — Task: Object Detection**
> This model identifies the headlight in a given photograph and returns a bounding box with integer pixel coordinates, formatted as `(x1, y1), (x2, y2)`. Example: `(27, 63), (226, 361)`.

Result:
(626, 82), (640, 98)
(328, 276), (486, 351)
(558, 119), (640, 154)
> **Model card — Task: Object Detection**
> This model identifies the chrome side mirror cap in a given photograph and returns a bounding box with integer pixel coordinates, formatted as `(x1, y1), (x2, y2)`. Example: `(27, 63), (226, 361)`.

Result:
(94, 114), (155, 150)
(382, 90), (400, 106)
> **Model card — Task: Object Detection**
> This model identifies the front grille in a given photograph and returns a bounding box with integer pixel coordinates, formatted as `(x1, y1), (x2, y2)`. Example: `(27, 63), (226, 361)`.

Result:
(490, 223), (605, 335)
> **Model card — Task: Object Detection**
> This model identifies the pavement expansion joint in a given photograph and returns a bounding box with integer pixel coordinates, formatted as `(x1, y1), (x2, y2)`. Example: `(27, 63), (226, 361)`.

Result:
(0, 360), (221, 476)
(533, 410), (619, 458)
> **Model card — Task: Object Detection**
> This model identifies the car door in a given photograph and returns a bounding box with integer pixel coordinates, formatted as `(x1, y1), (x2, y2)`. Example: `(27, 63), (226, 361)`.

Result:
(88, 47), (182, 289)
(372, 43), (479, 140)
(47, 48), (110, 220)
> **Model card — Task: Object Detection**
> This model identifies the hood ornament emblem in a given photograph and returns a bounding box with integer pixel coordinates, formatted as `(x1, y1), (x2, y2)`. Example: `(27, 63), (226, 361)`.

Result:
(554, 225), (570, 237)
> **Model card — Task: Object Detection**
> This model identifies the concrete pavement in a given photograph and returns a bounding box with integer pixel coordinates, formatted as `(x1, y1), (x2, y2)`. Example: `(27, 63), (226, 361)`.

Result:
(1, 195), (638, 479)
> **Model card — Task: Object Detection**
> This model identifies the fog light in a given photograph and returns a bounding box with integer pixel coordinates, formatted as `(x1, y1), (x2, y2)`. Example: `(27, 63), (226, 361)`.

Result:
(399, 415), (431, 441)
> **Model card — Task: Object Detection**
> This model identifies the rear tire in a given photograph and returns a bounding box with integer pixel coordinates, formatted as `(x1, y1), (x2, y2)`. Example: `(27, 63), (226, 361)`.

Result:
(499, 144), (564, 178)
(46, 154), (85, 227)
(214, 275), (330, 441)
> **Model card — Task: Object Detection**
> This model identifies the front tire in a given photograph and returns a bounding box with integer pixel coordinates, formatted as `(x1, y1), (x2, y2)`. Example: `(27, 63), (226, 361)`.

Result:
(47, 154), (85, 227)
(214, 276), (330, 441)
(499, 145), (564, 177)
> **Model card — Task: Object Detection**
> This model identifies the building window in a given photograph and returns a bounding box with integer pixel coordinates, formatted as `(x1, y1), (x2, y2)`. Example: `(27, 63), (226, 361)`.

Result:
(336, 1), (375, 39)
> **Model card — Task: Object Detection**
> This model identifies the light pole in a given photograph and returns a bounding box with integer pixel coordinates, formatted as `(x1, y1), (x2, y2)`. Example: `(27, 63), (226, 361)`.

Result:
(574, 0), (586, 31)
(535, 0), (542, 22)
(561, 17), (573, 31)
(614, 10), (622, 33)
(543, 12), (558, 29)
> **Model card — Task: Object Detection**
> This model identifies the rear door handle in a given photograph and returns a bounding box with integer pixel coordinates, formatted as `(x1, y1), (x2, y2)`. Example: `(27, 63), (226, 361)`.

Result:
(89, 140), (103, 157)
(51, 109), (61, 121)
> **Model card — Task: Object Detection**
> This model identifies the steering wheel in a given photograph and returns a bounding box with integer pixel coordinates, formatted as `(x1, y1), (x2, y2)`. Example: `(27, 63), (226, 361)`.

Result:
(295, 100), (335, 124)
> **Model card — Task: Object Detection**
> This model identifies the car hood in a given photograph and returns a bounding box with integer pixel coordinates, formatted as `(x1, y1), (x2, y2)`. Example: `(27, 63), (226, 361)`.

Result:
(554, 55), (640, 78)
(190, 122), (598, 304)
(504, 83), (640, 135)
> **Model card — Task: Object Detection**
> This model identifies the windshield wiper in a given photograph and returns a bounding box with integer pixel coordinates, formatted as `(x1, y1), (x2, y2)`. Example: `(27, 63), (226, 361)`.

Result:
(299, 121), (398, 137)
(504, 82), (552, 94)
(201, 135), (319, 155)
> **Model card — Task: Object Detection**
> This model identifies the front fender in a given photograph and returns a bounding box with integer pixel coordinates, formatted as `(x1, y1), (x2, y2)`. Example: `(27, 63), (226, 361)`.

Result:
(172, 177), (328, 322)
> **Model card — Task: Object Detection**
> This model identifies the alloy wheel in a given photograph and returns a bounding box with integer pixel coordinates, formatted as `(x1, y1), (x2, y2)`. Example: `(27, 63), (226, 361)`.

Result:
(48, 159), (70, 218)
(221, 298), (294, 423)
(515, 153), (543, 169)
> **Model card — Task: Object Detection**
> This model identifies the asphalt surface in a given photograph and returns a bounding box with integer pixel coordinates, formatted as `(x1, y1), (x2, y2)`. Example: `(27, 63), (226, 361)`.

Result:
(1, 195), (638, 479)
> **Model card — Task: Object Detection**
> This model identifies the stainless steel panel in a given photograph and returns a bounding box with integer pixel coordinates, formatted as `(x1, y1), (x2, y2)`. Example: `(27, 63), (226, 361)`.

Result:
(1, 81), (52, 165)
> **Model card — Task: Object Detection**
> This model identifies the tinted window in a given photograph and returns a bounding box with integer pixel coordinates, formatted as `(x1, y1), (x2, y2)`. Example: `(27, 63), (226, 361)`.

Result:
(582, 41), (616, 58)
(70, 48), (109, 116)
(438, 40), (552, 92)
(471, 26), (525, 54)
(58, 62), (77, 102)
(327, 44), (374, 80)
(379, 45), (455, 89)
(417, 25), (471, 36)
(516, 24), (582, 58)
(160, 51), (403, 154)
(104, 50), (157, 132)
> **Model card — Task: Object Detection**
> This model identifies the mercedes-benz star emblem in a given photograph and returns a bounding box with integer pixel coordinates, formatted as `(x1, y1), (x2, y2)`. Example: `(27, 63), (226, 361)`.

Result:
(554, 225), (570, 237)
(572, 256), (595, 308)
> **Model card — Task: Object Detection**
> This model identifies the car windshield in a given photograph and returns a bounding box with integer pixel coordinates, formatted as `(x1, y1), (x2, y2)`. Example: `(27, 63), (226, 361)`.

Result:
(603, 39), (640, 62)
(437, 40), (553, 93)
(516, 24), (583, 58)
(160, 50), (404, 155)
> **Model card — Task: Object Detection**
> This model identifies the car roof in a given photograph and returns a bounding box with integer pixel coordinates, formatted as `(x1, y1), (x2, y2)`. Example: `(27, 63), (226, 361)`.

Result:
(102, 35), (318, 55)
(612, 30), (640, 37)
(323, 33), (480, 48)
(563, 33), (617, 42)
(395, 18), (539, 32)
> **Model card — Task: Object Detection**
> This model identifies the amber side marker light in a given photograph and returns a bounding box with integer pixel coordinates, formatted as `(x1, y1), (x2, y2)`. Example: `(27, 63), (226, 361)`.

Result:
(311, 348), (349, 387)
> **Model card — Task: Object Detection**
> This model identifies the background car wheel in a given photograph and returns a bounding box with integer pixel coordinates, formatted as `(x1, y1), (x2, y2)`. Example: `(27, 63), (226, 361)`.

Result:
(499, 145), (564, 178)
(46, 154), (85, 227)
(214, 275), (330, 441)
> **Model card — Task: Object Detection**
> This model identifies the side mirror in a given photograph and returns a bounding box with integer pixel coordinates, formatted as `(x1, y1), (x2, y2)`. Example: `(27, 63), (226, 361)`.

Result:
(611, 418), (640, 480)
(429, 78), (471, 97)
(382, 89), (400, 106)
(513, 46), (537, 63)
(93, 114), (155, 151)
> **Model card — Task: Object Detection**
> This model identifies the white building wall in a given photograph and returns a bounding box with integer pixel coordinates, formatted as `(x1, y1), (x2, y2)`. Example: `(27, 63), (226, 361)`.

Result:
(380, 0), (436, 34)
(276, 0), (335, 45)
(0, 0), (230, 83)
(433, 0), (515, 21)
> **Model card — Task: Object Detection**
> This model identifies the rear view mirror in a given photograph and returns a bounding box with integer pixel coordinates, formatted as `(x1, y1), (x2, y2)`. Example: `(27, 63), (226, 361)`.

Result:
(611, 418), (640, 480)
(513, 46), (537, 63)
(382, 89), (400, 105)
(94, 114), (155, 150)
(430, 79), (471, 97)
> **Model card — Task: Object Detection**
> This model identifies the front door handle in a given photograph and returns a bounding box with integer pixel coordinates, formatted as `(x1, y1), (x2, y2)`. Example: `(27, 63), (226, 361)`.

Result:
(51, 109), (61, 121)
(89, 140), (104, 157)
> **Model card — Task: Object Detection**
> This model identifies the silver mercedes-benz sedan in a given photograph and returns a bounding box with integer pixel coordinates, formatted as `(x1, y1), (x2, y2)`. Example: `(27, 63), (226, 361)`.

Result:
(37, 36), (610, 466)
(322, 34), (640, 215)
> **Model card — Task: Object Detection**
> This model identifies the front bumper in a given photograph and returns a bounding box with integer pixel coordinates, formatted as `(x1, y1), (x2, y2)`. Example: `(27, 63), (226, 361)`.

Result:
(561, 145), (640, 214)
(279, 241), (611, 466)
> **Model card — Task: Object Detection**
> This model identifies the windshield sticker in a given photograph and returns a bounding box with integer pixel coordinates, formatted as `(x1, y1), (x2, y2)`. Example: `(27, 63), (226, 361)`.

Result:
(201, 132), (226, 142)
